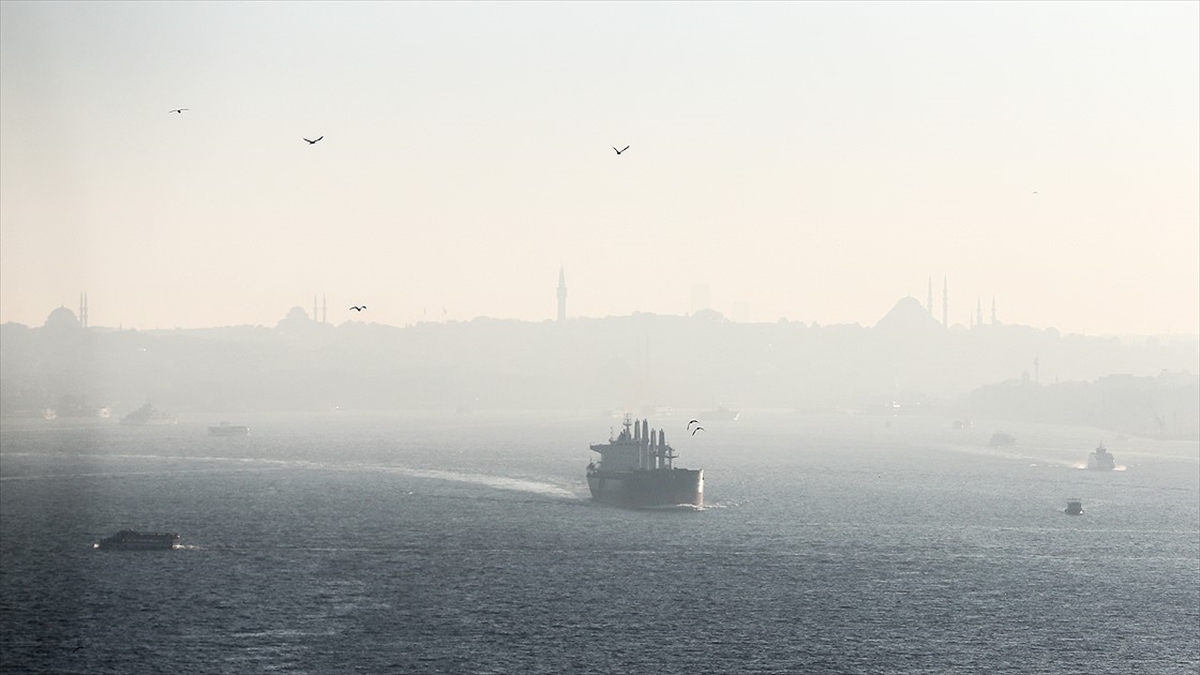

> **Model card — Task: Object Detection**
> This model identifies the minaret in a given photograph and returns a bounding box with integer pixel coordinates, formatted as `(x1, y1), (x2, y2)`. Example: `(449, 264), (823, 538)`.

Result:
(322, 293), (327, 324)
(942, 276), (948, 327)
(79, 293), (88, 329)
(557, 266), (567, 322)
(976, 296), (983, 327)
(991, 296), (996, 325)
(927, 277), (933, 315)
(313, 295), (318, 322)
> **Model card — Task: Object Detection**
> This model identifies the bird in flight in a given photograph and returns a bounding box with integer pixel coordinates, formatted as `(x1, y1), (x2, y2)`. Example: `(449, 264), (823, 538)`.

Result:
(350, 306), (366, 311)
(168, 108), (189, 114)
(613, 145), (629, 155)
(687, 419), (701, 430)
(304, 136), (324, 145)
(691, 425), (705, 436)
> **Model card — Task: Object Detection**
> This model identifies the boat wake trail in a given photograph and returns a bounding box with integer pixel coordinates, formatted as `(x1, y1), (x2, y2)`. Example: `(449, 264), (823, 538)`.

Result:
(379, 466), (581, 499)
(0, 451), (582, 498)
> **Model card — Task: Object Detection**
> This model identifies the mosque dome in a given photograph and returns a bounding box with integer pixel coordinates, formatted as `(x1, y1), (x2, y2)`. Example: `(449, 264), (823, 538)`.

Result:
(875, 296), (943, 334)
(276, 306), (313, 331)
(44, 306), (81, 330)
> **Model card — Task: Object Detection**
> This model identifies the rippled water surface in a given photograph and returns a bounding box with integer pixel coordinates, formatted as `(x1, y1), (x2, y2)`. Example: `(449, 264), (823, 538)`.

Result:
(2, 411), (1198, 674)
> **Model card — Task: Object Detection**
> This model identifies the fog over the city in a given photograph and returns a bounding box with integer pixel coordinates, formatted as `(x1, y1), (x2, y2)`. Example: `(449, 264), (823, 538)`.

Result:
(2, 2), (1197, 336)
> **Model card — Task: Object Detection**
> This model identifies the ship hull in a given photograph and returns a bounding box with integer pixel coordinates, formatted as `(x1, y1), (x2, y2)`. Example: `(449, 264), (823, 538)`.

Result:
(96, 531), (179, 551)
(97, 540), (177, 551)
(587, 468), (703, 508)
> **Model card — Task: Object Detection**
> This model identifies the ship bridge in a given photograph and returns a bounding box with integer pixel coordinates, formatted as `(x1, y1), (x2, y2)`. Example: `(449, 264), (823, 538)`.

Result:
(590, 414), (678, 472)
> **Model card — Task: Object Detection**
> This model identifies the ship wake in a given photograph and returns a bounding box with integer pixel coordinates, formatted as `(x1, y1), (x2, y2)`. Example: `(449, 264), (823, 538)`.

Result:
(381, 466), (581, 499)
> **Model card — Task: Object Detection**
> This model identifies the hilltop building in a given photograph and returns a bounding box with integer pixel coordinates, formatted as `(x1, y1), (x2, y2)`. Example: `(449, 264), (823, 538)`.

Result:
(875, 295), (945, 337)
(44, 306), (81, 331)
(313, 294), (327, 325)
(557, 267), (567, 322)
(942, 277), (949, 327)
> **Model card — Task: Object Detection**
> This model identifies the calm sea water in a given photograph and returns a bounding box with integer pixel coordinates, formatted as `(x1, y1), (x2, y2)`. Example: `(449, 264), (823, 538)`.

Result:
(2, 410), (1197, 674)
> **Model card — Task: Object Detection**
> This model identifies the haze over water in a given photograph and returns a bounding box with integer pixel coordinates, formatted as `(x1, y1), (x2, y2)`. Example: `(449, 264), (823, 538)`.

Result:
(1, 411), (1198, 673)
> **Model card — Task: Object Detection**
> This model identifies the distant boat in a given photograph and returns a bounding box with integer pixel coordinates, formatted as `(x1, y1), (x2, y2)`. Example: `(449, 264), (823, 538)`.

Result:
(702, 405), (740, 422)
(1087, 442), (1116, 470)
(120, 404), (177, 426)
(639, 404), (674, 418)
(208, 421), (250, 436)
(1064, 498), (1084, 516)
(989, 432), (1016, 447)
(95, 530), (179, 551)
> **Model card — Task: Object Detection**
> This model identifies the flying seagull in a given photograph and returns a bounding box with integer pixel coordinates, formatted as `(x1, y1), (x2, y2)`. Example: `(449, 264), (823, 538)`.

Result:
(168, 108), (189, 114)
(613, 145), (629, 155)
(304, 136), (324, 145)
(350, 306), (366, 311)
(687, 419), (701, 430)
(691, 425), (705, 436)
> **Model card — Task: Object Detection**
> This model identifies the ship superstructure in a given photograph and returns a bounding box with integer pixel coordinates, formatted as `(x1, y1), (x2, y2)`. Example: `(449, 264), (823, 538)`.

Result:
(587, 415), (703, 507)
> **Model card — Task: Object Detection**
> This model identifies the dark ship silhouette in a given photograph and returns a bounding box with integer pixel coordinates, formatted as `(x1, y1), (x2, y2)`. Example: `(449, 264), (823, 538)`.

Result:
(587, 415), (703, 508)
(95, 530), (179, 550)
(1087, 442), (1116, 470)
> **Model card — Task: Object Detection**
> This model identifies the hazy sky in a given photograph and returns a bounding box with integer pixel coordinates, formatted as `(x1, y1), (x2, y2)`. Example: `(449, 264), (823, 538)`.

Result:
(2, 1), (1197, 335)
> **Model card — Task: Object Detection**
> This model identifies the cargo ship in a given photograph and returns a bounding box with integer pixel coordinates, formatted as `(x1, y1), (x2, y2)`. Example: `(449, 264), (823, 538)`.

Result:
(587, 415), (703, 507)
(95, 530), (180, 550)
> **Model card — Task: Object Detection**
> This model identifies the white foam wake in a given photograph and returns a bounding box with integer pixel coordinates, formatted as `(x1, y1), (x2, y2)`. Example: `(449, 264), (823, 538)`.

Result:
(380, 466), (579, 499)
